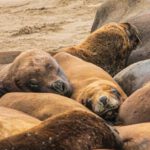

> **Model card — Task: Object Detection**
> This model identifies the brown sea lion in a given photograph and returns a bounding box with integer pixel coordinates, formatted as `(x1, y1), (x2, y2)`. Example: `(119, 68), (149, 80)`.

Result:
(118, 82), (150, 125)
(0, 50), (72, 97)
(114, 59), (150, 95)
(116, 123), (150, 150)
(54, 52), (127, 122)
(0, 106), (40, 140)
(0, 92), (88, 121)
(0, 109), (123, 150)
(55, 22), (140, 76)
(91, 0), (150, 65)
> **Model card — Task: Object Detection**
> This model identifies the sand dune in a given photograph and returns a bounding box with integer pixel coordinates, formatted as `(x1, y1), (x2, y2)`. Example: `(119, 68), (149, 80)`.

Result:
(0, 0), (103, 52)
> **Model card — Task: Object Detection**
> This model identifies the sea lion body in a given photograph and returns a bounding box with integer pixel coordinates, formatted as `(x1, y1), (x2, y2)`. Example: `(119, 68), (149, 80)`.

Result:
(54, 52), (127, 121)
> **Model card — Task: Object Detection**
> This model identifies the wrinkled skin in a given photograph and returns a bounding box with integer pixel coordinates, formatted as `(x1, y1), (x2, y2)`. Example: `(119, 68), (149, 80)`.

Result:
(91, 0), (150, 65)
(0, 50), (72, 97)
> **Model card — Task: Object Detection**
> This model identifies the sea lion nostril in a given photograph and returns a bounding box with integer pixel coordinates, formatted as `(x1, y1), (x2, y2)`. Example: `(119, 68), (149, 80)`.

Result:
(99, 96), (108, 105)
(51, 80), (66, 93)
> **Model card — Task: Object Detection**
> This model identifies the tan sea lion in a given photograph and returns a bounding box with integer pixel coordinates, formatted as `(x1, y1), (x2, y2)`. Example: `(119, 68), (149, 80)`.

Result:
(0, 106), (40, 140)
(54, 52), (127, 122)
(0, 92), (88, 121)
(0, 50), (72, 97)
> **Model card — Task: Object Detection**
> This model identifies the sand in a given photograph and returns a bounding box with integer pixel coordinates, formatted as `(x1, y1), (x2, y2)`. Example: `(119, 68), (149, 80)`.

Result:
(0, 0), (103, 53)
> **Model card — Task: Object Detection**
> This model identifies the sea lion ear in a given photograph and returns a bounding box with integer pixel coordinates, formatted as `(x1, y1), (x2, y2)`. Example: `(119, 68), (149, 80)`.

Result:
(120, 22), (133, 37)
(121, 22), (131, 28)
(121, 22), (142, 44)
(111, 88), (121, 99)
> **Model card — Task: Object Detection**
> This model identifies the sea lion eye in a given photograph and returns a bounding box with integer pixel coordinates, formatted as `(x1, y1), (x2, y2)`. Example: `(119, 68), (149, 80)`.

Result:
(28, 79), (39, 89)
(111, 88), (121, 99)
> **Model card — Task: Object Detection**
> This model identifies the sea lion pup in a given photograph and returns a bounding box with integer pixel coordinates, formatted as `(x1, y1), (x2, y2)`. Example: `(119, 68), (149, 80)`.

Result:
(54, 52), (127, 122)
(0, 109), (123, 150)
(114, 59), (150, 96)
(54, 22), (140, 75)
(117, 82), (150, 125)
(0, 50), (72, 97)
(0, 93), (88, 121)
(0, 106), (41, 140)
(116, 123), (150, 150)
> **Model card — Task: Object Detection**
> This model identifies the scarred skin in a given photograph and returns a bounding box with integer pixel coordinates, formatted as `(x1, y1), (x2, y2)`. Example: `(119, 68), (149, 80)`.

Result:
(0, 50), (72, 97)
(54, 52), (127, 122)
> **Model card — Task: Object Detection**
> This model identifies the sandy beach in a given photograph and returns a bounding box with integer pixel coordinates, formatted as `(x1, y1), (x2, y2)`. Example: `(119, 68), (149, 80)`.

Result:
(0, 0), (103, 52)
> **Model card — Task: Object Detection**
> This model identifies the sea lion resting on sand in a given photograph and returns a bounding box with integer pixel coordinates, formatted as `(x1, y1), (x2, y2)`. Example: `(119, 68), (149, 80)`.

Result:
(55, 22), (140, 75)
(54, 52), (127, 122)
(91, 0), (150, 65)
(0, 106), (40, 140)
(0, 50), (72, 97)
(0, 109), (123, 150)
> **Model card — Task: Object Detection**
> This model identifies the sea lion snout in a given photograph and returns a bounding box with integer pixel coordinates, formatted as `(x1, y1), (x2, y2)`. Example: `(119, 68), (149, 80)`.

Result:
(49, 80), (72, 97)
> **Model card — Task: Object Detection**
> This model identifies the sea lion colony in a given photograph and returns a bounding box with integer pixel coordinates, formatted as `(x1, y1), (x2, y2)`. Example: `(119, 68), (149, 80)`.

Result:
(0, 0), (149, 150)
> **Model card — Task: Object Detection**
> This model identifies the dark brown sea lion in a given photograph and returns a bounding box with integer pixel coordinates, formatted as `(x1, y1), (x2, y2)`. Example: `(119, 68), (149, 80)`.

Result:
(0, 109), (123, 150)
(0, 50), (72, 97)
(55, 22), (140, 76)
(91, 0), (150, 65)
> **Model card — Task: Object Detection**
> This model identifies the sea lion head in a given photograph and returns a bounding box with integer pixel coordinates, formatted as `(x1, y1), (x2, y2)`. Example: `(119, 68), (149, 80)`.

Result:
(120, 22), (141, 50)
(78, 81), (125, 122)
(3, 50), (72, 97)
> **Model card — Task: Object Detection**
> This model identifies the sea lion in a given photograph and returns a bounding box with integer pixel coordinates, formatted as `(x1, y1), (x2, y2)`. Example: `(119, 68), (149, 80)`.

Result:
(0, 92), (88, 121)
(114, 59), (150, 95)
(0, 109), (123, 150)
(54, 52), (127, 122)
(118, 82), (150, 125)
(0, 106), (40, 140)
(0, 50), (72, 97)
(91, 0), (150, 65)
(55, 22), (140, 76)
(116, 123), (150, 150)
